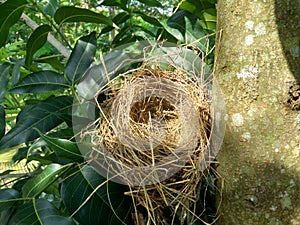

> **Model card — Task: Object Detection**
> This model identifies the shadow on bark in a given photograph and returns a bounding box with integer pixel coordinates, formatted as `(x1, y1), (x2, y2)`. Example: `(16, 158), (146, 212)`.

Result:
(275, 0), (300, 82)
(217, 133), (300, 224)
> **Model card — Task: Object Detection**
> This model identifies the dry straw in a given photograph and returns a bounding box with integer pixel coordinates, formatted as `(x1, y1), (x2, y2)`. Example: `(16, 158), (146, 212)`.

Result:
(81, 44), (221, 224)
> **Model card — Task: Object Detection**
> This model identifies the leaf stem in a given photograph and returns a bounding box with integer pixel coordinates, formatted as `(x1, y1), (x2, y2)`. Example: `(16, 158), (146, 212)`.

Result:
(27, 0), (72, 50)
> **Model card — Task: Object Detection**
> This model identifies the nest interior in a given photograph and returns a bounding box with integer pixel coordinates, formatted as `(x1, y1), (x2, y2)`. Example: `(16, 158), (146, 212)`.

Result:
(88, 64), (214, 224)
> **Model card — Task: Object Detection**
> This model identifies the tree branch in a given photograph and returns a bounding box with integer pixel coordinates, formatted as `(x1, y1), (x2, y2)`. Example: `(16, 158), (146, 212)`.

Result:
(20, 13), (71, 58)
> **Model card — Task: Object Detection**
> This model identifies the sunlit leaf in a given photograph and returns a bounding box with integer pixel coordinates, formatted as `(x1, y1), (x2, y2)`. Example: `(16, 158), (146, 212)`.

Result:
(54, 6), (113, 26)
(179, 1), (196, 12)
(9, 70), (69, 94)
(22, 163), (70, 198)
(65, 32), (97, 84)
(0, 96), (73, 151)
(0, 0), (28, 47)
(199, 8), (217, 30)
(9, 199), (75, 225)
(25, 25), (52, 66)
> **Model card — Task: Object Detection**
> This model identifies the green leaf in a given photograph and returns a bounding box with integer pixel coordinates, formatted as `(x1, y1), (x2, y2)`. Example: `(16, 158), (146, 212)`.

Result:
(0, 188), (20, 212)
(0, 96), (73, 151)
(29, 127), (74, 153)
(61, 166), (133, 225)
(113, 12), (130, 25)
(25, 25), (52, 66)
(1, 208), (15, 225)
(0, 62), (10, 103)
(165, 10), (214, 53)
(11, 59), (24, 86)
(0, 106), (4, 140)
(9, 70), (69, 94)
(37, 131), (83, 162)
(112, 25), (131, 46)
(76, 41), (152, 100)
(22, 163), (70, 198)
(199, 8), (217, 30)
(54, 6), (113, 26)
(11, 147), (28, 163)
(65, 32), (97, 84)
(137, 0), (162, 7)
(100, 0), (122, 6)
(179, 1), (196, 12)
(167, 10), (197, 37)
(43, 0), (59, 17)
(137, 12), (162, 27)
(9, 199), (75, 225)
(35, 56), (65, 72)
(0, 0), (28, 47)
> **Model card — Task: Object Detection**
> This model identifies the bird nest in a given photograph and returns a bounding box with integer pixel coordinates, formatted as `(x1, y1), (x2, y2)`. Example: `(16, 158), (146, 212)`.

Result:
(82, 61), (216, 224)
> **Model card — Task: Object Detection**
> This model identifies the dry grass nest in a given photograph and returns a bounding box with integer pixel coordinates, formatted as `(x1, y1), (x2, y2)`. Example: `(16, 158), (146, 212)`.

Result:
(86, 64), (216, 224)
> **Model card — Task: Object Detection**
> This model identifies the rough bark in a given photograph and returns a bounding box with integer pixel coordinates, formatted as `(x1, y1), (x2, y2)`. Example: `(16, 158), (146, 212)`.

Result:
(215, 0), (300, 224)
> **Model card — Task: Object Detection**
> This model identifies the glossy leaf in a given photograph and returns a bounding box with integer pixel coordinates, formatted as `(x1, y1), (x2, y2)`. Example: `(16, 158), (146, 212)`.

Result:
(43, 0), (59, 17)
(54, 6), (113, 26)
(65, 32), (97, 84)
(0, 96), (73, 151)
(37, 131), (83, 162)
(0, 188), (20, 212)
(0, 63), (10, 103)
(0, 0), (28, 47)
(25, 25), (52, 66)
(9, 70), (69, 94)
(9, 199), (75, 225)
(22, 163), (70, 198)
(137, 0), (162, 7)
(61, 166), (133, 225)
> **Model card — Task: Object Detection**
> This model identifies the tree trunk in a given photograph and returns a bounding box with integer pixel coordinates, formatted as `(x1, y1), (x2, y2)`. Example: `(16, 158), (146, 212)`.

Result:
(215, 0), (300, 224)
